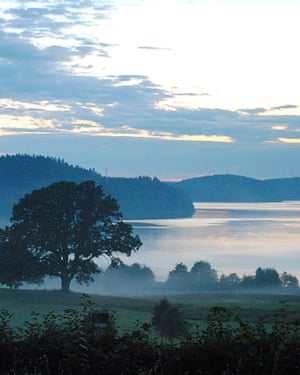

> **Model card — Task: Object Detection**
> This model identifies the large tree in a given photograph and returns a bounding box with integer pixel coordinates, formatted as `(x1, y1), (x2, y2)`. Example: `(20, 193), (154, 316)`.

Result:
(5, 181), (142, 291)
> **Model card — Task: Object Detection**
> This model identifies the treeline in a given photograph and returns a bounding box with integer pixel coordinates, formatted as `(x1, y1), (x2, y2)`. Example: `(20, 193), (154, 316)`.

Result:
(100, 263), (155, 291)
(165, 261), (299, 292)
(93, 261), (299, 294)
(175, 174), (300, 202)
(0, 154), (194, 221)
(0, 253), (298, 294)
(0, 296), (300, 374)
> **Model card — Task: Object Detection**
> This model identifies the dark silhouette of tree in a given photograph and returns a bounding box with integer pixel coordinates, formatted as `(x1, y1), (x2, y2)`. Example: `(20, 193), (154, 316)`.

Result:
(190, 261), (218, 290)
(4, 181), (142, 292)
(151, 298), (188, 344)
(102, 263), (155, 291)
(281, 271), (299, 289)
(167, 262), (190, 290)
(121, 263), (155, 282)
(255, 267), (281, 288)
(219, 273), (241, 290)
(240, 275), (256, 289)
(240, 268), (282, 290)
(0, 229), (44, 289)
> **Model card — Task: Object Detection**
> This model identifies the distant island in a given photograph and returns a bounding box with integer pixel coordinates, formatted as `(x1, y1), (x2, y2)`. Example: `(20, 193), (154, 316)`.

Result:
(174, 174), (300, 202)
(0, 154), (194, 224)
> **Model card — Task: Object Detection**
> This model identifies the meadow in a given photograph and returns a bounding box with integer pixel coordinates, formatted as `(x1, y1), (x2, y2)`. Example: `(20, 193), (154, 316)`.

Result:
(2, 288), (300, 332)
(1, 289), (300, 374)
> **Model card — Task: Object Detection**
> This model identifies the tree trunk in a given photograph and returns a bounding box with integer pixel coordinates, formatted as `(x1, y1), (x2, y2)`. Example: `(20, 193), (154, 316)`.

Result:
(61, 274), (71, 292)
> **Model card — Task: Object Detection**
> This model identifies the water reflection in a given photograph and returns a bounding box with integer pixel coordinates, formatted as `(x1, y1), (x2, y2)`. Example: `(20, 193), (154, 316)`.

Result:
(125, 202), (300, 281)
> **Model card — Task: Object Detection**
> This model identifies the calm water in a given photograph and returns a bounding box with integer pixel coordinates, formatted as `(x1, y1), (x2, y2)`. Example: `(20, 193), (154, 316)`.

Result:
(124, 202), (300, 281)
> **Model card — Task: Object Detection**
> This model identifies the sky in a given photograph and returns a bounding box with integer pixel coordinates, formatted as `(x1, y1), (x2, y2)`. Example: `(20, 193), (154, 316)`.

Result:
(0, 0), (300, 180)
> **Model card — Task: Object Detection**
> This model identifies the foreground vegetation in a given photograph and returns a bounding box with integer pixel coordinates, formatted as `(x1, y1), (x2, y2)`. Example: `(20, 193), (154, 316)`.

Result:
(1, 289), (300, 374)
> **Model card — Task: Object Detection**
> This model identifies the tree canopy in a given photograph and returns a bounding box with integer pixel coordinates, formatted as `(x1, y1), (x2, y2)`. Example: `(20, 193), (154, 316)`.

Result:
(101, 263), (155, 292)
(0, 228), (44, 289)
(190, 261), (218, 287)
(167, 261), (218, 291)
(2, 180), (142, 291)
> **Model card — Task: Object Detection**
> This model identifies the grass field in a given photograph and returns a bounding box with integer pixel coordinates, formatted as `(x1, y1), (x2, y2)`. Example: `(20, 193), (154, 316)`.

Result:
(1, 288), (300, 333)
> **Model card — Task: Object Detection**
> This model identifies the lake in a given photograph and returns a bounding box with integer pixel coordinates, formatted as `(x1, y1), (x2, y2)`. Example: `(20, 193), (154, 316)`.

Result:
(124, 201), (300, 282)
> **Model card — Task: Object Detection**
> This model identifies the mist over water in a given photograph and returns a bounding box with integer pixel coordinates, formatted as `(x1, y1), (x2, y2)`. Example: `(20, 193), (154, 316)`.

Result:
(124, 202), (300, 282)
(31, 201), (300, 292)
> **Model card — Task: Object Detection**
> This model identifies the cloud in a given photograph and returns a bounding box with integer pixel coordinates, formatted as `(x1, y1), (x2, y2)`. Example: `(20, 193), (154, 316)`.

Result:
(113, 77), (145, 87)
(0, 33), (35, 60)
(239, 105), (299, 116)
(0, 113), (234, 143)
(0, 0), (299, 180)
(277, 138), (300, 144)
(138, 46), (170, 51)
(85, 125), (234, 143)
(238, 108), (267, 115)
(153, 87), (214, 111)
(164, 134), (234, 143)
(271, 105), (298, 111)
(0, 115), (57, 131)
(272, 125), (288, 130)
(4, 2), (112, 38)
(0, 99), (71, 112)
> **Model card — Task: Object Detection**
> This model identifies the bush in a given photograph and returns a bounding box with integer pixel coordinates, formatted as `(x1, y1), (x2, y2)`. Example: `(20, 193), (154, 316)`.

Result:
(0, 297), (300, 374)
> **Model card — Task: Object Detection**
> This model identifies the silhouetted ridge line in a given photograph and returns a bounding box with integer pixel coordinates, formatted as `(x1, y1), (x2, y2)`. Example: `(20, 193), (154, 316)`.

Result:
(174, 174), (300, 202)
(0, 154), (194, 223)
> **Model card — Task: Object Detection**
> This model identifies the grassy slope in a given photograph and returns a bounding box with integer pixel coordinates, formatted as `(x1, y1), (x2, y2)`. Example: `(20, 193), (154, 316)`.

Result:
(0, 289), (154, 332)
(1, 289), (300, 331)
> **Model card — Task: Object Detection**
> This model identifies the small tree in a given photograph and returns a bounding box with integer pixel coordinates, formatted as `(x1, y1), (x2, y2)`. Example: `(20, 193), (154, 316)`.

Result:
(281, 271), (299, 289)
(4, 181), (142, 291)
(151, 298), (188, 344)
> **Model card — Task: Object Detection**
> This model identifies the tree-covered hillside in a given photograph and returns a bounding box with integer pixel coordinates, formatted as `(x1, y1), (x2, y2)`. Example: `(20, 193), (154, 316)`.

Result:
(0, 154), (194, 223)
(175, 174), (300, 202)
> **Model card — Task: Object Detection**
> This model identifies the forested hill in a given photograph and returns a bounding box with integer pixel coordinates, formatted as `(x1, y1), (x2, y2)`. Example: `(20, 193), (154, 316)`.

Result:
(0, 154), (194, 224)
(174, 174), (300, 202)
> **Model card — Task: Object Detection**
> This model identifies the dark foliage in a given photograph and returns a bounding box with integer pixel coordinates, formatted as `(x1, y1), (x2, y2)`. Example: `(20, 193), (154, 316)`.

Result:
(0, 298), (300, 374)
(152, 298), (188, 343)
(281, 271), (299, 289)
(167, 261), (218, 291)
(166, 262), (299, 293)
(254, 267), (281, 288)
(0, 154), (194, 221)
(190, 261), (218, 289)
(2, 181), (141, 291)
(0, 228), (44, 288)
(101, 263), (155, 292)
(167, 262), (190, 290)
(175, 173), (300, 202)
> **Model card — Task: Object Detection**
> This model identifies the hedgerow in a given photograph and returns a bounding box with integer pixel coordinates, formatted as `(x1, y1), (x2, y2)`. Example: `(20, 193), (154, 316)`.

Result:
(0, 297), (299, 374)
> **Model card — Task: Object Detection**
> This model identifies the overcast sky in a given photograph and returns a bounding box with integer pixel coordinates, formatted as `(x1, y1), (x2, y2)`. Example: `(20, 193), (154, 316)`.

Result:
(0, 0), (300, 179)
